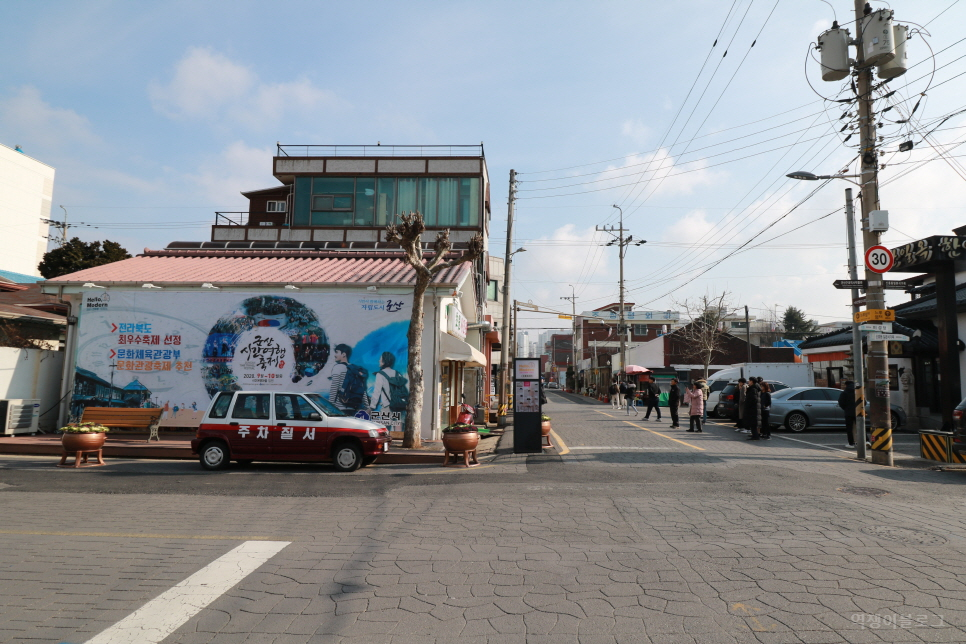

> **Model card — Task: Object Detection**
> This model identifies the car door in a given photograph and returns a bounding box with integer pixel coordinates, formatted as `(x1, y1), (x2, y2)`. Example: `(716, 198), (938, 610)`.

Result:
(228, 393), (273, 457)
(272, 393), (328, 460)
(820, 388), (847, 426)
(800, 389), (838, 426)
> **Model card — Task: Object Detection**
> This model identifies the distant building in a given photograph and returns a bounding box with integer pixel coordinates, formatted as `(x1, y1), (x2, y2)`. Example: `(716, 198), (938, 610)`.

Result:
(0, 143), (54, 277)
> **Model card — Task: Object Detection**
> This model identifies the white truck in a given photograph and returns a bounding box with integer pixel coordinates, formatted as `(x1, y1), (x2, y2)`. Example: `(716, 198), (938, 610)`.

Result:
(704, 363), (814, 416)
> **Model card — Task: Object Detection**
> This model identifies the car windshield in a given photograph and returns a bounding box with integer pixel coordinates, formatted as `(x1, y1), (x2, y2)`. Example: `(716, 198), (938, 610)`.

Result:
(304, 393), (348, 417)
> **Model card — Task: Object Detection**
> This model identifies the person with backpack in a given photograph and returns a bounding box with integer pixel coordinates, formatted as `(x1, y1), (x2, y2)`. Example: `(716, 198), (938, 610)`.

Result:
(370, 351), (409, 415)
(608, 380), (620, 410)
(624, 379), (638, 415)
(329, 343), (369, 414)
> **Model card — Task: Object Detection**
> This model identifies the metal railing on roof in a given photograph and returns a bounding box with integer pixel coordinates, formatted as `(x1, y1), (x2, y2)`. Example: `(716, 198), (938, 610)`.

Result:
(276, 144), (484, 158)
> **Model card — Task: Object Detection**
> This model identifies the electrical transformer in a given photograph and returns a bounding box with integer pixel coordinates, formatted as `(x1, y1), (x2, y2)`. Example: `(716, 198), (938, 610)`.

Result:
(818, 26), (851, 82)
(861, 9), (896, 67)
(877, 24), (909, 79)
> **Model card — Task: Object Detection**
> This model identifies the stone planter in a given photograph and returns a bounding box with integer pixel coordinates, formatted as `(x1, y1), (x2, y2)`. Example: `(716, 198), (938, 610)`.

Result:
(541, 420), (552, 437)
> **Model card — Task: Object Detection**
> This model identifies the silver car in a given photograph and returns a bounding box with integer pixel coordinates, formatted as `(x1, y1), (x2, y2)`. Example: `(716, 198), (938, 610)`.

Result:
(768, 386), (906, 432)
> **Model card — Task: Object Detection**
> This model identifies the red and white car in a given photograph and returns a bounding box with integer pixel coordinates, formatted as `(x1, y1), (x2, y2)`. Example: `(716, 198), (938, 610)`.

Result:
(191, 391), (391, 472)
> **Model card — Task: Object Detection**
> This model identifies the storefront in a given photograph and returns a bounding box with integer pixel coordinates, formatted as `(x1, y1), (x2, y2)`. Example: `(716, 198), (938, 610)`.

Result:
(42, 247), (486, 441)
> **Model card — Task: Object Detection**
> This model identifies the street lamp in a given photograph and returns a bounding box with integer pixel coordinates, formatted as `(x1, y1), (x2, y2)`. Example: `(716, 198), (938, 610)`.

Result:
(787, 170), (876, 460)
(498, 246), (527, 426)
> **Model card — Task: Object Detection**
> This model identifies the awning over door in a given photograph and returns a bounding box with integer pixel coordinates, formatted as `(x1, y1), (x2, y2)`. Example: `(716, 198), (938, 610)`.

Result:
(439, 333), (487, 367)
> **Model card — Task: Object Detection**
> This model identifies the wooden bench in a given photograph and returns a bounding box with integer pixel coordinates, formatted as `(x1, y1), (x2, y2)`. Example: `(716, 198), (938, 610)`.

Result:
(80, 408), (163, 442)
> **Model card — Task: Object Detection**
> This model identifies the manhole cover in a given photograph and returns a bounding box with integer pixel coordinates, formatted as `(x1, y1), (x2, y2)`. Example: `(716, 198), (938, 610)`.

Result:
(838, 486), (889, 497)
(861, 525), (948, 546)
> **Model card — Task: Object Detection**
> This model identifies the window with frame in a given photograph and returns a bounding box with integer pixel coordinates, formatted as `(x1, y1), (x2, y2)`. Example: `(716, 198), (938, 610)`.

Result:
(266, 200), (286, 212)
(487, 279), (499, 301)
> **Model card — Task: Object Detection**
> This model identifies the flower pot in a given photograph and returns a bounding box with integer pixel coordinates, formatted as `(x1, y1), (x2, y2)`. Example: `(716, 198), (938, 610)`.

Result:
(62, 432), (106, 453)
(541, 420), (552, 436)
(442, 430), (480, 453)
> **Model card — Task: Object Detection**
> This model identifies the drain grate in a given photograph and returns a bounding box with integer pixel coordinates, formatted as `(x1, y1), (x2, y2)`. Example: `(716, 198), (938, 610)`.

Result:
(838, 486), (890, 497)
(861, 525), (948, 546)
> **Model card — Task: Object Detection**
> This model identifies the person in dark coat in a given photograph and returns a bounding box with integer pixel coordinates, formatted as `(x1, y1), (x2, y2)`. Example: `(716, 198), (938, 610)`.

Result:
(759, 378), (772, 439)
(608, 380), (620, 410)
(838, 381), (856, 448)
(624, 380), (638, 415)
(744, 378), (762, 440)
(643, 376), (662, 421)
(668, 378), (681, 428)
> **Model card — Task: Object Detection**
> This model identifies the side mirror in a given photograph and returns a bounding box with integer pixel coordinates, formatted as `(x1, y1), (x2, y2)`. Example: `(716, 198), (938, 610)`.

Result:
(308, 412), (322, 421)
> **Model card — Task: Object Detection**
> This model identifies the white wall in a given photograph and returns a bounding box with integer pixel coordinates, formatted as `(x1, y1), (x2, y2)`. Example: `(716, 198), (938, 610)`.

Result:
(0, 347), (64, 430)
(0, 144), (54, 277)
(626, 336), (665, 370)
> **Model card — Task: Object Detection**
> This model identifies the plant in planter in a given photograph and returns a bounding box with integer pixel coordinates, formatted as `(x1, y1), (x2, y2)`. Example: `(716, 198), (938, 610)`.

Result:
(441, 422), (480, 461)
(59, 422), (110, 464)
(540, 415), (552, 437)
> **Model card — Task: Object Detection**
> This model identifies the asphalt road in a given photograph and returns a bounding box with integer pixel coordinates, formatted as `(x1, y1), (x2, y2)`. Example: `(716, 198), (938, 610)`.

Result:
(1, 390), (964, 643)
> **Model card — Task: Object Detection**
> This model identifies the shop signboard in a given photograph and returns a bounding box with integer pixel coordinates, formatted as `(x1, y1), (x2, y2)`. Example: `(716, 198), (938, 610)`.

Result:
(71, 291), (413, 434)
(446, 304), (468, 340)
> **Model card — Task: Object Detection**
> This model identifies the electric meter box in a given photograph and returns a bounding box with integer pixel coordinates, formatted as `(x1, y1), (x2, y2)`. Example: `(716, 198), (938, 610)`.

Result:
(861, 9), (896, 67)
(877, 24), (909, 79)
(868, 210), (889, 233)
(818, 27), (851, 81)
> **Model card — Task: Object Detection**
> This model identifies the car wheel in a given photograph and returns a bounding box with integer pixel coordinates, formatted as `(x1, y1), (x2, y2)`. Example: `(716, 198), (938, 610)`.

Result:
(332, 441), (362, 472)
(891, 411), (900, 429)
(786, 411), (808, 433)
(200, 441), (230, 470)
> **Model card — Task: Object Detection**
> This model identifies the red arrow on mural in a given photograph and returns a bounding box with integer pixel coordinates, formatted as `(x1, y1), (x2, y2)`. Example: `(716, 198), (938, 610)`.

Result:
(109, 349), (116, 359)
(111, 323), (118, 332)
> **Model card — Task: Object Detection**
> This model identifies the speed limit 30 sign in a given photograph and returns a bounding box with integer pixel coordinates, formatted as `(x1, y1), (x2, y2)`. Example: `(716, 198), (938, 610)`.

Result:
(865, 245), (894, 274)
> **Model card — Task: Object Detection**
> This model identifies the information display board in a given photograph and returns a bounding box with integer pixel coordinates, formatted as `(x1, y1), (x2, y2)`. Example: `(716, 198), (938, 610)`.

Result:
(513, 357), (543, 453)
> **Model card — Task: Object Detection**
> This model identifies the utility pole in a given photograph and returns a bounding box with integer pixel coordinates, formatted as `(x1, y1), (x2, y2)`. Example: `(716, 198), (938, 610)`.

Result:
(745, 305), (752, 362)
(599, 205), (646, 377)
(561, 286), (577, 391)
(498, 170), (517, 425)
(854, 0), (892, 465)
(845, 188), (867, 459)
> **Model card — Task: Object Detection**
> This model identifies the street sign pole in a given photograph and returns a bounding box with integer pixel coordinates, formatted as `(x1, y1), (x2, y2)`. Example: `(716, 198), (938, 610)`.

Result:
(845, 188), (866, 458)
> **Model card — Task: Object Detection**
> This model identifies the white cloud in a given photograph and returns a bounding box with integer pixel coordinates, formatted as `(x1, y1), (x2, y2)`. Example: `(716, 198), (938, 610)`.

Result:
(621, 119), (651, 145)
(192, 141), (277, 208)
(596, 149), (723, 200)
(0, 86), (98, 150)
(149, 47), (344, 128)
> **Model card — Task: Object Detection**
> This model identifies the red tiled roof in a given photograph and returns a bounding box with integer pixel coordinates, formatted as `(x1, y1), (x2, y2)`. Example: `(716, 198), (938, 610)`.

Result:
(0, 284), (66, 323)
(44, 249), (473, 287)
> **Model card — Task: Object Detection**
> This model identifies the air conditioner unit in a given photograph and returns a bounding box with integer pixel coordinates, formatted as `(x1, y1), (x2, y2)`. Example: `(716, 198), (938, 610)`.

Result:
(0, 399), (41, 436)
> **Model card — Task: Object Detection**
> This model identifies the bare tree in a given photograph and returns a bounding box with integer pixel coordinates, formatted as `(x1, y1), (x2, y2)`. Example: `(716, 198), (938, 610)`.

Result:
(672, 291), (739, 379)
(385, 212), (484, 449)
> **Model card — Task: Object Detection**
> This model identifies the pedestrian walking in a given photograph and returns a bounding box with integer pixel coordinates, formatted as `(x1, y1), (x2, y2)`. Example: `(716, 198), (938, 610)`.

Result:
(684, 381), (704, 432)
(668, 378), (681, 428)
(618, 380), (627, 410)
(744, 377), (762, 440)
(643, 376), (662, 421)
(624, 380), (638, 415)
(759, 378), (772, 439)
(837, 380), (856, 448)
(609, 380), (620, 410)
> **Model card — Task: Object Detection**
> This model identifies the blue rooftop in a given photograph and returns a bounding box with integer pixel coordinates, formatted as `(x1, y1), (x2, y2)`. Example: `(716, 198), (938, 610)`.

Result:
(0, 269), (43, 284)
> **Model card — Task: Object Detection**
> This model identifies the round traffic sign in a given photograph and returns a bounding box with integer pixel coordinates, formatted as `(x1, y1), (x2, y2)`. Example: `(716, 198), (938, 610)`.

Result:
(865, 245), (894, 274)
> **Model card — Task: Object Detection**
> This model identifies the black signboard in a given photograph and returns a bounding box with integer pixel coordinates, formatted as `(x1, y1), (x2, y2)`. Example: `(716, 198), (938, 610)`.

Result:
(512, 358), (543, 453)
(833, 279), (867, 289)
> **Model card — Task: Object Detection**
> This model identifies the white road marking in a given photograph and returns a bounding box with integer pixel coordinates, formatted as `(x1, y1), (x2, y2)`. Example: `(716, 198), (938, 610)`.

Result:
(570, 446), (671, 450)
(85, 540), (290, 644)
(773, 434), (855, 453)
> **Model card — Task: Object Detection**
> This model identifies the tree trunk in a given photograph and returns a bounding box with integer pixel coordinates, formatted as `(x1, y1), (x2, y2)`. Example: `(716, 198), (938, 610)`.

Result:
(403, 273), (431, 449)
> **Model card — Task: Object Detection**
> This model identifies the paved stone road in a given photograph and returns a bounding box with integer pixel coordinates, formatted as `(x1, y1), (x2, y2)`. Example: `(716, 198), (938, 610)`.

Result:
(1, 391), (965, 643)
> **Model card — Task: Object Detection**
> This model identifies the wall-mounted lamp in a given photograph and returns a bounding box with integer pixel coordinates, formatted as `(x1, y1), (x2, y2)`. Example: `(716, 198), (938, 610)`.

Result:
(82, 282), (105, 289)
(142, 283), (162, 289)
(284, 284), (300, 290)
(201, 283), (219, 289)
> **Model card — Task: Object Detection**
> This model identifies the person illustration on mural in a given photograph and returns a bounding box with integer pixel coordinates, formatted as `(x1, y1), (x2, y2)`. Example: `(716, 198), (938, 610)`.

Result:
(172, 403), (180, 418)
(370, 351), (409, 413)
(329, 343), (370, 414)
(161, 400), (170, 420)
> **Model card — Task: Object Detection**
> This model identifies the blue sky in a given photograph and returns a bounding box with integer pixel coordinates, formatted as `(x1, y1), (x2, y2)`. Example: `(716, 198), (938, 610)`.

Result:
(3, 0), (965, 332)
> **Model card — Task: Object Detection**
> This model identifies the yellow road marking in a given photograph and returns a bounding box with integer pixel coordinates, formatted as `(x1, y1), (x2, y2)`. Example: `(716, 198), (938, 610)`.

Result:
(0, 530), (282, 541)
(594, 409), (704, 450)
(551, 430), (569, 455)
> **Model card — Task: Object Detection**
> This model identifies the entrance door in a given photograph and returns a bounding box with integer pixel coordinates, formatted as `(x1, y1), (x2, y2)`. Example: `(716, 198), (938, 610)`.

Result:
(272, 393), (327, 459)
